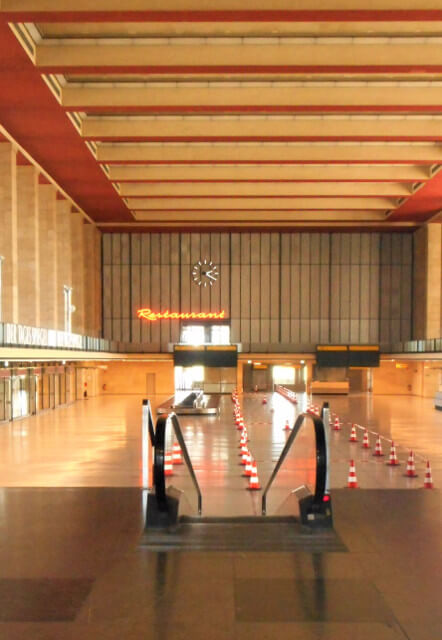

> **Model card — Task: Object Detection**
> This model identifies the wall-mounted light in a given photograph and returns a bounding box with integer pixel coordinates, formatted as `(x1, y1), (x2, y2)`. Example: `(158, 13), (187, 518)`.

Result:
(4, 361), (9, 367)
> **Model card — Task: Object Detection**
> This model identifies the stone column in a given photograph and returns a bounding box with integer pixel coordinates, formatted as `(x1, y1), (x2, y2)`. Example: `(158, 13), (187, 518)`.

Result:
(413, 224), (442, 339)
(95, 229), (102, 337)
(16, 162), (39, 327)
(38, 178), (57, 330)
(0, 142), (18, 323)
(71, 210), (85, 334)
(56, 196), (72, 331)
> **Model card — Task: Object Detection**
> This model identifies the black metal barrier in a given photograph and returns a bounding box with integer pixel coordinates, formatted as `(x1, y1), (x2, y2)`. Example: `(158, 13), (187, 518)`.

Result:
(262, 412), (332, 528)
(146, 412), (202, 528)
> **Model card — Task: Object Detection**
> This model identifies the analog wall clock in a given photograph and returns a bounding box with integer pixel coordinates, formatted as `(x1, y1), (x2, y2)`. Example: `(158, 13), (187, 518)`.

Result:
(192, 259), (219, 287)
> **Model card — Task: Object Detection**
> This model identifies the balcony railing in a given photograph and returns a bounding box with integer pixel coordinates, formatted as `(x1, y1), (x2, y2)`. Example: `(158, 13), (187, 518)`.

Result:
(1, 322), (442, 356)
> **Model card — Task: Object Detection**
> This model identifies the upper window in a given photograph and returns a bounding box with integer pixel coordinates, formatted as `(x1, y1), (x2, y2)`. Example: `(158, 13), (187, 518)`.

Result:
(180, 324), (230, 345)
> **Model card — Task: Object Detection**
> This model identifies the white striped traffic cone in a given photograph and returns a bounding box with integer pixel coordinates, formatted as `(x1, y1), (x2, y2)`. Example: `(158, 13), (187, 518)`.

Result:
(283, 419), (291, 431)
(424, 461), (434, 489)
(373, 435), (384, 457)
(164, 453), (174, 477)
(241, 450), (250, 466)
(242, 453), (253, 478)
(172, 443), (183, 465)
(386, 441), (400, 466)
(349, 425), (358, 443)
(404, 451), (418, 478)
(347, 460), (358, 489)
(247, 462), (261, 490)
(333, 417), (341, 431)
(362, 430), (370, 449)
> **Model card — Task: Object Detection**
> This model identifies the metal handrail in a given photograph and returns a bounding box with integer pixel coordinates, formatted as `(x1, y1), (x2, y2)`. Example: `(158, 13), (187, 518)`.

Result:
(153, 412), (202, 516)
(142, 399), (156, 446)
(261, 412), (328, 516)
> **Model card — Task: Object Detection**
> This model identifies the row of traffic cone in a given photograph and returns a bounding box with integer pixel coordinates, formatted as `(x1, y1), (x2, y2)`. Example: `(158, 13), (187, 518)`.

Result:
(347, 457), (433, 489)
(331, 411), (434, 489)
(232, 393), (261, 490)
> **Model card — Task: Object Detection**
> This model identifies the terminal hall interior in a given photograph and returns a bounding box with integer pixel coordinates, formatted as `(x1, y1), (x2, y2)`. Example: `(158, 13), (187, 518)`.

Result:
(0, 3), (441, 640)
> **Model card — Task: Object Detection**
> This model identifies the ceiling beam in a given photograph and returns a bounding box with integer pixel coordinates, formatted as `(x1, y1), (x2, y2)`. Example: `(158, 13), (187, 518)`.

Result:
(131, 210), (388, 222)
(61, 84), (442, 110)
(118, 181), (412, 197)
(107, 164), (430, 182)
(125, 196), (395, 210)
(38, 40), (442, 73)
(96, 144), (442, 163)
(34, 21), (442, 38)
(81, 116), (442, 141)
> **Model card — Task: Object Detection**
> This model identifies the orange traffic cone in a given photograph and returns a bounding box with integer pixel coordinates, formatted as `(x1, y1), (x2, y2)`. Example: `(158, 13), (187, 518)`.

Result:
(386, 441), (400, 466)
(349, 425), (358, 442)
(242, 453), (253, 478)
(164, 453), (174, 477)
(172, 443), (183, 465)
(241, 450), (249, 466)
(247, 462), (261, 490)
(239, 445), (248, 456)
(424, 461), (434, 489)
(283, 419), (291, 431)
(262, 397), (267, 405)
(362, 430), (370, 449)
(373, 435), (384, 457)
(333, 417), (341, 431)
(347, 460), (358, 488)
(404, 451), (418, 478)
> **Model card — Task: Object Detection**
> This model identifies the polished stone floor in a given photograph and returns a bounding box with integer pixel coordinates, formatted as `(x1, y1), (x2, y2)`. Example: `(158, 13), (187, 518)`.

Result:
(0, 392), (440, 639)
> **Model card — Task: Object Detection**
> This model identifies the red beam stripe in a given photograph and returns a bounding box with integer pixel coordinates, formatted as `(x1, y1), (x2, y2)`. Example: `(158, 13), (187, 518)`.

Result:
(3, 10), (442, 22)
(71, 105), (442, 114)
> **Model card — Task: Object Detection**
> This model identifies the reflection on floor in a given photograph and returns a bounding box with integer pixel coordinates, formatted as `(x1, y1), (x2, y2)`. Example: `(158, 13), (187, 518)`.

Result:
(0, 392), (440, 639)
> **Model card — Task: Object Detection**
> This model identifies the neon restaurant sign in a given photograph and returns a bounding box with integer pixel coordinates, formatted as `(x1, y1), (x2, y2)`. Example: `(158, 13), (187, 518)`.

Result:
(137, 309), (226, 322)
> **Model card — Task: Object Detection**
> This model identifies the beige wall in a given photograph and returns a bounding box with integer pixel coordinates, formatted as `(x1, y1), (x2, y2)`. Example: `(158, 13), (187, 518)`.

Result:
(0, 140), (102, 336)
(98, 360), (175, 396)
(373, 360), (441, 397)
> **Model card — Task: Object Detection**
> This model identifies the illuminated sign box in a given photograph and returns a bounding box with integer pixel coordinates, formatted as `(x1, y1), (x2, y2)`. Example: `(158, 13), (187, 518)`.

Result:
(316, 345), (380, 368)
(174, 345), (237, 367)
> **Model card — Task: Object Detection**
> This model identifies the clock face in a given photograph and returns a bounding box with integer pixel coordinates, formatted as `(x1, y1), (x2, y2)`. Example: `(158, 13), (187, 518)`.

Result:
(192, 259), (219, 287)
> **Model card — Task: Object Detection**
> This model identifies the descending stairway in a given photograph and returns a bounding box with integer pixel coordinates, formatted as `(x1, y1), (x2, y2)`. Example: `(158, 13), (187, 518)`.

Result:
(140, 516), (346, 552)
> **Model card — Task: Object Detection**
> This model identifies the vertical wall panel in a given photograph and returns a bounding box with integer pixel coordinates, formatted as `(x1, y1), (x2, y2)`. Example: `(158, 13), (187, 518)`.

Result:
(231, 233), (241, 265)
(150, 264), (160, 344)
(141, 234), (150, 264)
(200, 233), (210, 260)
(151, 233), (160, 265)
(131, 260), (141, 343)
(281, 235), (290, 265)
(141, 265), (151, 343)
(310, 234), (320, 264)
(170, 264), (181, 343)
(170, 233), (180, 264)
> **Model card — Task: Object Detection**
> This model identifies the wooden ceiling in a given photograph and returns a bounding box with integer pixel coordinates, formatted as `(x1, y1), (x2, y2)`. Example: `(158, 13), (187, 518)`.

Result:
(2, 1), (442, 230)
